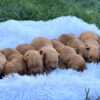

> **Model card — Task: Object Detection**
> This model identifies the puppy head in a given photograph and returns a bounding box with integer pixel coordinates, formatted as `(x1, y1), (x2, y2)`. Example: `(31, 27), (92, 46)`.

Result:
(85, 45), (100, 63)
(59, 33), (75, 45)
(1, 48), (19, 59)
(51, 39), (64, 51)
(40, 48), (59, 71)
(75, 46), (88, 60)
(79, 31), (99, 42)
(31, 37), (52, 50)
(4, 55), (26, 75)
(68, 54), (86, 71)
(24, 50), (43, 75)
(16, 43), (35, 55)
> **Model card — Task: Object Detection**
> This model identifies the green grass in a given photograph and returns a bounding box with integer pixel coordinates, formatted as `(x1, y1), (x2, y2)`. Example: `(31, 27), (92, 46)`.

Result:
(0, 0), (100, 28)
(85, 88), (100, 100)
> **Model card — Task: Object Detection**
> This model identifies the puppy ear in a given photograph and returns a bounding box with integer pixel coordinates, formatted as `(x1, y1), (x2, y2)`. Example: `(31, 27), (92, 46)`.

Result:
(42, 53), (47, 67)
(58, 54), (61, 60)
(58, 54), (63, 65)
(39, 50), (44, 55)
(23, 54), (29, 61)
(7, 55), (13, 61)
(76, 48), (79, 54)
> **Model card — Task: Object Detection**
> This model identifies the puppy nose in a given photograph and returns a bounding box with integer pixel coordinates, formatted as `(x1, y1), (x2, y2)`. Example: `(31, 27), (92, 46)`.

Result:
(89, 56), (94, 62)
(51, 66), (56, 69)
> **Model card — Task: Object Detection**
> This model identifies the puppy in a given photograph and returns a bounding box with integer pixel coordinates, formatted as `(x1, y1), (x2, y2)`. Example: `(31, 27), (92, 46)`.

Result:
(79, 31), (99, 42)
(39, 45), (59, 73)
(51, 39), (65, 50)
(84, 39), (100, 62)
(16, 43), (35, 55)
(4, 53), (27, 75)
(79, 31), (100, 62)
(51, 40), (86, 71)
(59, 33), (87, 59)
(31, 37), (52, 50)
(59, 46), (86, 71)
(1, 48), (20, 59)
(67, 54), (86, 71)
(0, 52), (6, 78)
(24, 50), (43, 75)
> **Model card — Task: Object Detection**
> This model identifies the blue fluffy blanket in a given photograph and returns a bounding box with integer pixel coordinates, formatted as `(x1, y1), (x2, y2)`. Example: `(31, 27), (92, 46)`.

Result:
(0, 16), (100, 100)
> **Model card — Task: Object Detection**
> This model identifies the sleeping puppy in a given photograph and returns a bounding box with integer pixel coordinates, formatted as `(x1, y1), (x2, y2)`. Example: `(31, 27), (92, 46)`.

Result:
(79, 31), (100, 63)
(79, 31), (99, 42)
(0, 52), (6, 78)
(4, 53), (27, 75)
(59, 33), (87, 59)
(1, 48), (20, 59)
(31, 37), (52, 50)
(84, 39), (100, 63)
(51, 39), (65, 50)
(51, 40), (86, 71)
(39, 45), (59, 73)
(58, 46), (86, 71)
(16, 43), (35, 55)
(67, 54), (86, 71)
(24, 50), (43, 75)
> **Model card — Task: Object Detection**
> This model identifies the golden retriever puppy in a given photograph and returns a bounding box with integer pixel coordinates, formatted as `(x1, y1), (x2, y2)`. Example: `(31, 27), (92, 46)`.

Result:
(4, 53), (27, 75)
(51, 40), (86, 71)
(0, 52), (6, 77)
(1, 48), (20, 59)
(39, 45), (59, 73)
(79, 31), (99, 42)
(51, 39), (65, 51)
(59, 33), (75, 45)
(31, 37), (52, 50)
(16, 43), (35, 55)
(67, 54), (86, 71)
(60, 46), (86, 71)
(59, 33), (87, 59)
(79, 31), (100, 62)
(51, 39), (66, 68)
(84, 39), (100, 62)
(24, 50), (43, 75)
